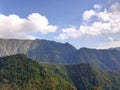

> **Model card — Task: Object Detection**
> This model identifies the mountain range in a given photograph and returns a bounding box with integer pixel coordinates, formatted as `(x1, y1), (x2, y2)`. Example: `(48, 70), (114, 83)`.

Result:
(0, 38), (120, 71)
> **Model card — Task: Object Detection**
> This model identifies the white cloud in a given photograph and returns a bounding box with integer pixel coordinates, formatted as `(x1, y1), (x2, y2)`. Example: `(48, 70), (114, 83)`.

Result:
(82, 10), (96, 21)
(97, 37), (120, 49)
(56, 27), (81, 40)
(27, 13), (57, 34)
(97, 9), (111, 22)
(57, 2), (120, 41)
(94, 4), (102, 9)
(108, 37), (115, 41)
(0, 13), (57, 39)
(0, 32), (35, 39)
(98, 41), (120, 49)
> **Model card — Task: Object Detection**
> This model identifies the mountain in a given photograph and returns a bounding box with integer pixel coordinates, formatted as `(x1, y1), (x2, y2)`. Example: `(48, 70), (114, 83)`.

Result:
(27, 39), (77, 63)
(0, 39), (77, 64)
(0, 54), (120, 90)
(0, 38), (120, 71)
(77, 48), (120, 71)
(110, 47), (120, 51)
(65, 64), (120, 90)
(0, 54), (76, 90)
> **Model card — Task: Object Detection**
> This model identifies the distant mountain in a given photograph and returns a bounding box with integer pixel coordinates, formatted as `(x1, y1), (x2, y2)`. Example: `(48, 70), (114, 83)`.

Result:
(0, 38), (120, 71)
(0, 54), (120, 90)
(110, 47), (120, 51)
(77, 48), (120, 71)
(27, 39), (77, 63)
(0, 39), (77, 64)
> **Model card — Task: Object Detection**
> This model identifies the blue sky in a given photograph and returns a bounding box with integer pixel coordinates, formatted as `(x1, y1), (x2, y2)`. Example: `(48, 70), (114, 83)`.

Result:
(0, 0), (120, 49)
(1, 0), (107, 26)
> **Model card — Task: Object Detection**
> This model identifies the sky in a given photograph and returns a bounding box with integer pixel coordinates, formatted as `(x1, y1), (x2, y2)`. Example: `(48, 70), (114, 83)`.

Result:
(0, 0), (120, 49)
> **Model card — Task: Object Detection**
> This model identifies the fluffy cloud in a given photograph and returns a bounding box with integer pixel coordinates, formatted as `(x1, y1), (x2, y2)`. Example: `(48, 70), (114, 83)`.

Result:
(94, 4), (102, 9)
(56, 27), (82, 40)
(82, 10), (96, 21)
(57, 3), (120, 40)
(0, 13), (57, 39)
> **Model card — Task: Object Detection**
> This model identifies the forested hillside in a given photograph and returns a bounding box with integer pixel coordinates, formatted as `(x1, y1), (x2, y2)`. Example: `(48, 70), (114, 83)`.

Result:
(0, 54), (76, 90)
(0, 54), (120, 90)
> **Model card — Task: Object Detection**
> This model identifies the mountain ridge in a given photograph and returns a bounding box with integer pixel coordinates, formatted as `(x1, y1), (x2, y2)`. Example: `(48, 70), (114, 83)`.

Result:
(0, 38), (120, 71)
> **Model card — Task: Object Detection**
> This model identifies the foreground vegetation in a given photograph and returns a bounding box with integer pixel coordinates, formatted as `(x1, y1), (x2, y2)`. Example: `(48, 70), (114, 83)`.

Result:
(0, 54), (120, 90)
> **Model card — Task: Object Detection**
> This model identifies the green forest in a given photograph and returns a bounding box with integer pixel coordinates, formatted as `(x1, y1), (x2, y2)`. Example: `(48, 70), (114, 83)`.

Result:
(0, 54), (120, 90)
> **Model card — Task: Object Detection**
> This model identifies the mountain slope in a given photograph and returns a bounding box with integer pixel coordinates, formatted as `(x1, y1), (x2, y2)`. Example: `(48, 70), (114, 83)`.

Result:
(0, 54), (120, 90)
(27, 39), (77, 63)
(0, 39), (32, 56)
(66, 64), (120, 90)
(0, 54), (76, 90)
(77, 48), (120, 71)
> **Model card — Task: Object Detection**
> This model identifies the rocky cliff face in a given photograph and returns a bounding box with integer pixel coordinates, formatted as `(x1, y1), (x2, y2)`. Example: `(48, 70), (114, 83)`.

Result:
(0, 39), (32, 56)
